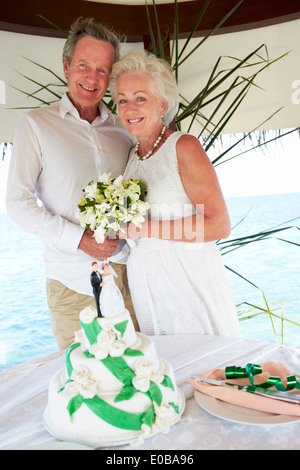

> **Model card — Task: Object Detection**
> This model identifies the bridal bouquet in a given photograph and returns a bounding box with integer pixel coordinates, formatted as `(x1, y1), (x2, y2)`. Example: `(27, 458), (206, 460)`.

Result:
(76, 173), (150, 244)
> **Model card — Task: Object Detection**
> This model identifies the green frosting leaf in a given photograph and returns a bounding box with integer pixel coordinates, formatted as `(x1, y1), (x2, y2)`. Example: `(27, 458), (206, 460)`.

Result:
(67, 395), (84, 418)
(83, 350), (95, 358)
(114, 384), (137, 402)
(161, 375), (175, 390)
(65, 342), (81, 379)
(148, 381), (162, 406)
(124, 348), (144, 357)
(80, 319), (102, 345)
(169, 402), (180, 414)
(142, 404), (155, 428)
(114, 320), (128, 337)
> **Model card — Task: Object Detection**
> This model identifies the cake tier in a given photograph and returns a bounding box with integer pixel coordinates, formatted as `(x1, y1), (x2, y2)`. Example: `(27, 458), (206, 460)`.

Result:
(68, 332), (165, 394)
(46, 357), (183, 445)
(77, 308), (137, 350)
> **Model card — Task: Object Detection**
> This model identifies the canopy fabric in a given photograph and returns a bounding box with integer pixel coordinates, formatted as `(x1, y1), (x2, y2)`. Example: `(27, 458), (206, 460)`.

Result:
(0, 18), (299, 142)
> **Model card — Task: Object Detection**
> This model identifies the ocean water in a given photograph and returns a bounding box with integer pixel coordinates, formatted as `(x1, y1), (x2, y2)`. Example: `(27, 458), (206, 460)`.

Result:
(0, 192), (299, 371)
(224, 192), (300, 348)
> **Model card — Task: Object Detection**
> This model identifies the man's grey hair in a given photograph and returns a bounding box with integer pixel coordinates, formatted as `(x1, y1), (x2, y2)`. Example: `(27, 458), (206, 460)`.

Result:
(63, 17), (124, 65)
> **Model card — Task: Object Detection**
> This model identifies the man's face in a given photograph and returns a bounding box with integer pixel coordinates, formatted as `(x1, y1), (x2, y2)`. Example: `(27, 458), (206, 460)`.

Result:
(63, 36), (115, 114)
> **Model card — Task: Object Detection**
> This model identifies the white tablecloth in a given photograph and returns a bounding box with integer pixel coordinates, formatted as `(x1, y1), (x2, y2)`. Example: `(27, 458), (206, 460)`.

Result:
(1, 334), (299, 450)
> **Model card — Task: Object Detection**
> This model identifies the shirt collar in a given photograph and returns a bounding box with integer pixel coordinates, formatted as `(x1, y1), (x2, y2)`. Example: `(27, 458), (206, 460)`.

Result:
(59, 93), (116, 124)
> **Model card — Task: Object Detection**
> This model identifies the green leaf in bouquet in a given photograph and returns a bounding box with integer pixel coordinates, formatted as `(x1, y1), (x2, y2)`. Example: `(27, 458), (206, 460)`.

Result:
(138, 181), (147, 200)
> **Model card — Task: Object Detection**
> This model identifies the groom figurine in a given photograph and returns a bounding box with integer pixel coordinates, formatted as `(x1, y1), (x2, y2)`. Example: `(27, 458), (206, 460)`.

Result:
(90, 261), (103, 317)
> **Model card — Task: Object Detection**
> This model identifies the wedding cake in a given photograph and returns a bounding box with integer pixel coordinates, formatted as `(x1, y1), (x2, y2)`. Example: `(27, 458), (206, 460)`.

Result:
(44, 305), (184, 446)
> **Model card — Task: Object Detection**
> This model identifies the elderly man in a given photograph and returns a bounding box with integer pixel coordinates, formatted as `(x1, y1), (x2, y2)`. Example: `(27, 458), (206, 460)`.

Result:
(6, 18), (138, 349)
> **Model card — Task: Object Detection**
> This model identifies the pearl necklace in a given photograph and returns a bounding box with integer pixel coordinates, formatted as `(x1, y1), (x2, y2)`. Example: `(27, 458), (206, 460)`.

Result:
(134, 126), (166, 161)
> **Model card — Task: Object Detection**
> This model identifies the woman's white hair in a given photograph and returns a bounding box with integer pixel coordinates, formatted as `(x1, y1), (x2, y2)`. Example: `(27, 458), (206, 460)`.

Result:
(109, 49), (179, 126)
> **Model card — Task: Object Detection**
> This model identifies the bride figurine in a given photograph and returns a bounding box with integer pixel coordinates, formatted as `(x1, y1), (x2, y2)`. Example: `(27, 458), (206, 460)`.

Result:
(99, 262), (125, 317)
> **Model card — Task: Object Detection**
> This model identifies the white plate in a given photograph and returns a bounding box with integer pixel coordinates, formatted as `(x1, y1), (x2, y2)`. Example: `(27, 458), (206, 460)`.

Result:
(194, 390), (300, 426)
(43, 389), (185, 448)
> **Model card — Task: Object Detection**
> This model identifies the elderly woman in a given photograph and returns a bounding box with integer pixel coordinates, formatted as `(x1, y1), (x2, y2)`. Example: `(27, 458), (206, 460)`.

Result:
(109, 49), (241, 337)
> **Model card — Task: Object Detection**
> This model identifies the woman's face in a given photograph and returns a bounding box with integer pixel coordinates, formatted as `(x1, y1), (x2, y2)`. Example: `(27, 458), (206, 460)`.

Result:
(116, 72), (166, 143)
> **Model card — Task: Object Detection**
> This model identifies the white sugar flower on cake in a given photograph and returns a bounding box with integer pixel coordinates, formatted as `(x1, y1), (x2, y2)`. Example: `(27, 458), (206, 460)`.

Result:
(79, 306), (97, 324)
(109, 340), (126, 357)
(132, 358), (165, 393)
(71, 365), (91, 384)
(98, 327), (119, 347)
(89, 343), (109, 360)
(153, 402), (180, 434)
(77, 379), (97, 399)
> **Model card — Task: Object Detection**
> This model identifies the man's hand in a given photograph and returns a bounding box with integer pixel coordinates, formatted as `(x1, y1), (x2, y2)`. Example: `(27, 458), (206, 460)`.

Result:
(78, 229), (120, 260)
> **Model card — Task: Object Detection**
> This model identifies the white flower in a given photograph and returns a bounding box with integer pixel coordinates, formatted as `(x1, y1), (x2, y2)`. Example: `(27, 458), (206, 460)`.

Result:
(71, 365), (91, 384)
(98, 173), (111, 185)
(112, 174), (124, 187)
(74, 328), (85, 344)
(78, 206), (97, 230)
(131, 212), (146, 228)
(94, 225), (106, 244)
(150, 370), (164, 384)
(79, 306), (97, 324)
(153, 402), (179, 434)
(132, 359), (154, 392)
(84, 181), (98, 199)
(97, 327), (117, 347)
(109, 340), (126, 357)
(77, 379), (98, 399)
(74, 329), (90, 350)
(106, 219), (120, 232)
(132, 374), (151, 392)
(89, 342), (108, 360)
(133, 358), (153, 377)
(136, 424), (152, 445)
(64, 381), (80, 397)
(138, 200), (151, 213)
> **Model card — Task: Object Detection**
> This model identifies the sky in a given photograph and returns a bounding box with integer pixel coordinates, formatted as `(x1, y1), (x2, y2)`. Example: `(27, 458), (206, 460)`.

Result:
(1, 130), (300, 213)
(212, 129), (300, 198)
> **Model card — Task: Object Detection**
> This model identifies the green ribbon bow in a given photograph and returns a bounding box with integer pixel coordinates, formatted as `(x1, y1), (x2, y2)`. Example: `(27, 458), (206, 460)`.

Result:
(225, 363), (300, 394)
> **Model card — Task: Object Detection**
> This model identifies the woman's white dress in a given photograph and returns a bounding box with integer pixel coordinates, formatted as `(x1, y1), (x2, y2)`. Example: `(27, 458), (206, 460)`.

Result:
(100, 273), (125, 318)
(123, 131), (241, 337)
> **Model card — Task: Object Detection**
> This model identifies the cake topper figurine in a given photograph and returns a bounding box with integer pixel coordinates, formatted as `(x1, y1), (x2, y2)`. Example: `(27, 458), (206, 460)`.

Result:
(99, 262), (125, 317)
(90, 261), (103, 317)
